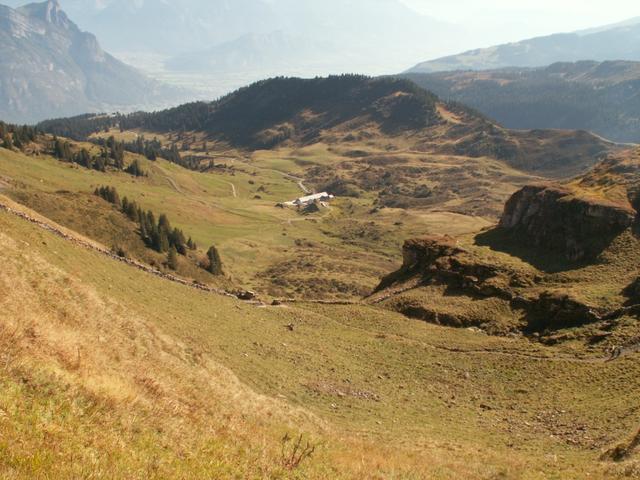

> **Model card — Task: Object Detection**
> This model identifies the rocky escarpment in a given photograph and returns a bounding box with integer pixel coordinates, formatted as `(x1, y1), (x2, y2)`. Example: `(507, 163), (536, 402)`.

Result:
(499, 185), (635, 261)
(375, 235), (528, 300)
(373, 235), (634, 336)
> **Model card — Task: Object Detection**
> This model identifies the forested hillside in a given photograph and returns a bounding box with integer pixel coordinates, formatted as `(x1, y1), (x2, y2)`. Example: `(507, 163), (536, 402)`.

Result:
(404, 61), (640, 143)
(38, 75), (614, 177)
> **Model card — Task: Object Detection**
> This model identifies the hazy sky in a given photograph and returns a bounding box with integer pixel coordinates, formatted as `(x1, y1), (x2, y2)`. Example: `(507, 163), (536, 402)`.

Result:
(400, 0), (639, 47)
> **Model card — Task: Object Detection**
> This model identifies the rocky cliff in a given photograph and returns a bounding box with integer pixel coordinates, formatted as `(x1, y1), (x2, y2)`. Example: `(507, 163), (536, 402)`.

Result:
(499, 184), (635, 261)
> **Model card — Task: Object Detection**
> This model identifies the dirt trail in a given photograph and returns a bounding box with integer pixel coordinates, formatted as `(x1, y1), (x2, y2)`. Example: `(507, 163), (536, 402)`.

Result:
(295, 178), (310, 194)
(164, 176), (185, 195)
(256, 168), (310, 194)
(227, 181), (237, 198)
(280, 174), (310, 195)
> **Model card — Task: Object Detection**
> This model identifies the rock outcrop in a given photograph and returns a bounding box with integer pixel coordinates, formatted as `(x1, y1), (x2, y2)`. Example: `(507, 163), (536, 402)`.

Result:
(373, 234), (625, 335)
(375, 235), (524, 300)
(401, 235), (462, 269)
(499, 184), (635, 261)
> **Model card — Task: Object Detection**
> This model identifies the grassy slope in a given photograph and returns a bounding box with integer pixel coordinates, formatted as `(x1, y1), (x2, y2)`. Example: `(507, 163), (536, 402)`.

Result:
(0, 143), (497, 299)
(1, 201), (640, 478)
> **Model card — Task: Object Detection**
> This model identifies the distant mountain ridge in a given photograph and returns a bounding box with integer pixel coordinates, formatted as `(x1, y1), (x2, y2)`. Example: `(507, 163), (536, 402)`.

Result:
(403, 60), (640, 143)
(0, 0), (176, 123)
(408, 18), (640, 73)
(5, 0), (462, 78)
(164, 31), (335, 75)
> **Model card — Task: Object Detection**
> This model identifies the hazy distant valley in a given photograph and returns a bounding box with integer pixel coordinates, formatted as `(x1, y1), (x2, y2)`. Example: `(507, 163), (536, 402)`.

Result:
(2, 0), (469, 102)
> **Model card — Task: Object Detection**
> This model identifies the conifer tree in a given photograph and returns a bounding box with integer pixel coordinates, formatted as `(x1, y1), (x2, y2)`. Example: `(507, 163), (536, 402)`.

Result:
(125, 159), (145, 177)
(167, 246), (179, 270)
(170, 228), (187, 254)
(206, 246), (223, 275)
(75, 148), (91, 168)
(53, 137), (73, 161)
(158, 229), (170, 252)
(158, 214), (171, 232)
(2, 133), (12, 150)
(93, 156), (106, 172)
(170, 144), (181, 163)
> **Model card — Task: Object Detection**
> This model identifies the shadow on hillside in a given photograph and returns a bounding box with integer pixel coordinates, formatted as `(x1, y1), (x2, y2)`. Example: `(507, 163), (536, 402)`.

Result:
(474, 228), (586, 274)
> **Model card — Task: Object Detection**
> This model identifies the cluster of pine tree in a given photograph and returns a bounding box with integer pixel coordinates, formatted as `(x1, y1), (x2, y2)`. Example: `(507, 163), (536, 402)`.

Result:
(52, 135), (147, 176)
(89, 136), (125, 168)
(138, 211), (193, 257)
(89, 134), (190, 168)
(94, 185), (121, 205)
(53, 137), (108, 172)
(119, 135), (161, 161)
(37, 113), (120, 141)
(0, 122), (39, 151)
(93, 185), (223, 274)
(124, 159), (146, 177)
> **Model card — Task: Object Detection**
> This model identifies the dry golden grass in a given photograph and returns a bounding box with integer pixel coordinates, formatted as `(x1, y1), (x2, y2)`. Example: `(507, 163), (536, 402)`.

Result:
(1, 207), (639, 479)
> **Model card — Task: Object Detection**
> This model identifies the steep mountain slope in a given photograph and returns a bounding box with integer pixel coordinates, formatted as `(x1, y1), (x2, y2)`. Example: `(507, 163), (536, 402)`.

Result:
(408, 18), (640, 73)
(81, 0), (279, 55)
(0, 0), (174, 123)
(20, 0), (459, 79)
(403, 61), (640, 143)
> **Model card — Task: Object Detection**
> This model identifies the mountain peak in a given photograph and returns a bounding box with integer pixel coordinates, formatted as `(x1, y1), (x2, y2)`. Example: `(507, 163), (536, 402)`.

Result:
(44, 0), (61, 21)
(18, 0), (68, 28)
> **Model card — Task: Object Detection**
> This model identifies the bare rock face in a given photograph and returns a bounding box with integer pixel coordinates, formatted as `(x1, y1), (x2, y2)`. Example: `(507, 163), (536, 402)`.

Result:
(499, 184), (635, 261)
